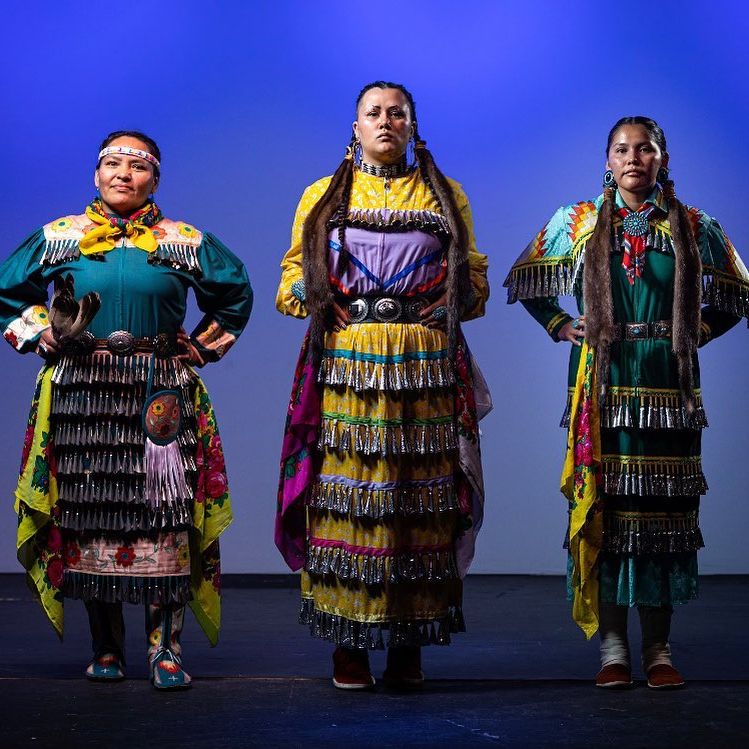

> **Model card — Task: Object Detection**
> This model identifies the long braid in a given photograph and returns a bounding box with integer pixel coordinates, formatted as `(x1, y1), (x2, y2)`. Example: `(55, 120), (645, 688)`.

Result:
(587, 116), (703, 410)
(663, 178), (702, 411)
(302, 80), (473, 357)
(413, 133), (472, 353)
(302, 134), (356, 356)
(583, 186), (616, 400)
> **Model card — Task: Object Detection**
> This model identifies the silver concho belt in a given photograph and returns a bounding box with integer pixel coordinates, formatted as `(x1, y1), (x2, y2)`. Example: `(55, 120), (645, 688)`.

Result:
(612, 320), (672, 341)
(344, 296), (430, 324)
(62, 330), (178, 356)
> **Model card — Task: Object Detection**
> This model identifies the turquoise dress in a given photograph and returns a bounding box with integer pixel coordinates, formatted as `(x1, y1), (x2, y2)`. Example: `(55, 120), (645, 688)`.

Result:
(0, 210), (252, 609)
(506, 188), (748, 607)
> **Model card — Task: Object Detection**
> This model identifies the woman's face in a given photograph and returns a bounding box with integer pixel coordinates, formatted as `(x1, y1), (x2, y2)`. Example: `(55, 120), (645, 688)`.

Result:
(353, 87), (414, 166)
(95, 135), (158, 215)
(606, 124), (668, 197)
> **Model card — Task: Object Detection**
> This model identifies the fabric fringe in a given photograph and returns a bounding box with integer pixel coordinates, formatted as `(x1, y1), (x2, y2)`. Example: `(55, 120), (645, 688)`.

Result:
(603, 513), (705, 554)
(560, 388), (708, 430)
(308, 478), (459, 518)
(702, 272), (749, 319)
(504, 260), (577, 303)
(319, 417), (456, 455)
(149, 243), (203, 275)
(601, 457), (707, 496)
(39, 239), (81, 266)
(505, 226), (682, 304)
(145, 439), (193, 508)
(306, 544), (458, 585)
(345, 208), (450, 236)
(62, 570), (192, 606)
(318, 354), (455, 392)
(52, 353), (195, 389)
(299, 597), (465, 649)
(59, 502), (193, 533)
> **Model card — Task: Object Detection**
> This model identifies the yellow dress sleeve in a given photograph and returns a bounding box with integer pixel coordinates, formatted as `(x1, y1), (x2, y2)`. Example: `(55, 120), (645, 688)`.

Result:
(448, 179), (489, 321)
(276, 177), (332, 318)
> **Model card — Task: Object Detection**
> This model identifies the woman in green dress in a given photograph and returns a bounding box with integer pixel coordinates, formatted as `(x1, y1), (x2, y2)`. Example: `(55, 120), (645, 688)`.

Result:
(506, 117), (748, 689)
(0, 131), (252, 688)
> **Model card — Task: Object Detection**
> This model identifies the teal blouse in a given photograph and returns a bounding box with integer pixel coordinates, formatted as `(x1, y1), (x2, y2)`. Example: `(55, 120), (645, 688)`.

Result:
(0, 213), (252, 360)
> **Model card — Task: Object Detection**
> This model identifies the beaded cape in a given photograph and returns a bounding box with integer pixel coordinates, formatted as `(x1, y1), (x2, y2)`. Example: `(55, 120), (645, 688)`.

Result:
(504, 191), (749, 319)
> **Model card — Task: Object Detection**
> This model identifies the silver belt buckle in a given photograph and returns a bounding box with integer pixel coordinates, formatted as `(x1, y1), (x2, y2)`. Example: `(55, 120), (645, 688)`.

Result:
(107, 330), (135, 355)
(372, 297), (402, 322)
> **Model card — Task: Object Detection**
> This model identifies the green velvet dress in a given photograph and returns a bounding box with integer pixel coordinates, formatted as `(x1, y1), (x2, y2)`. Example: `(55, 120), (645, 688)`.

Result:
(506, 188), (748, 607)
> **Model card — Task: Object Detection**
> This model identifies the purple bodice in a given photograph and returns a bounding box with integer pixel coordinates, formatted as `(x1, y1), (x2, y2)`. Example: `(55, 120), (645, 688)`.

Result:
(327, 225), (445, 296)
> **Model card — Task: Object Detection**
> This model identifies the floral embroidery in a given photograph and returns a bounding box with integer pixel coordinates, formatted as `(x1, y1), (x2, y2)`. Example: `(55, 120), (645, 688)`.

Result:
(177, 545), (190, 568)
(178, 222), (197, 238)
(454, 344), (478, 445)
(47, 525), (63, 553)
(3, 305), (50, 351)
(50, 217), (73, 233)
(46, 556), (64, 588)
(157, 660), (181, 674)
(64, 542), (81, 567)
(31, 454), (50, 492)
(200, 541), (222, 593)
(194, 393), (229, 510)
(114, 546), (137, 567)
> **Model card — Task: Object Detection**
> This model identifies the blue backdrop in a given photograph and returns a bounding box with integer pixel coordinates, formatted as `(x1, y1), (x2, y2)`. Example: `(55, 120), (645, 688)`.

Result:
(1, 0), (747, 573)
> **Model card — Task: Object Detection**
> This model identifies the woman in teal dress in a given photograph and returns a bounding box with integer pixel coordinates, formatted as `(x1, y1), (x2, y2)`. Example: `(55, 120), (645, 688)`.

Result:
(0, 131), (252, 688)
(506, 117), (748, 689)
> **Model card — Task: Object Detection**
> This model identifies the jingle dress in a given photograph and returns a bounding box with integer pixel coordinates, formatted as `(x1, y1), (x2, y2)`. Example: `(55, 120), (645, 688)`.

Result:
(0, 208), (252, 641)
(275, 168), (490, 647)
(505, 187), (748, 634)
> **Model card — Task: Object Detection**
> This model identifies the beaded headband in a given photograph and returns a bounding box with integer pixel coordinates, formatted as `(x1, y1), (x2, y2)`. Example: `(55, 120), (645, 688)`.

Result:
(98, 146), (160, 169)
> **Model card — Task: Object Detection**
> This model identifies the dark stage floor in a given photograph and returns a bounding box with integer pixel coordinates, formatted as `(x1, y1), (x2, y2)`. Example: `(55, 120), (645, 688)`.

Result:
(1, 574), (747, 748)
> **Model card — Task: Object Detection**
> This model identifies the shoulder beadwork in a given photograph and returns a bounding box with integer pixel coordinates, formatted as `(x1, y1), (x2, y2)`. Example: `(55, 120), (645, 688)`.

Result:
(504, 199), (599, 302)
(40, 214), (89, 265)
(149, 218), (203, 274)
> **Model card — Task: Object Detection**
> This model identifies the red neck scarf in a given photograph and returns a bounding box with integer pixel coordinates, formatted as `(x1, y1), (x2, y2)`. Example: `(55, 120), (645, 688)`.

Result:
(618, 203), (656, 284)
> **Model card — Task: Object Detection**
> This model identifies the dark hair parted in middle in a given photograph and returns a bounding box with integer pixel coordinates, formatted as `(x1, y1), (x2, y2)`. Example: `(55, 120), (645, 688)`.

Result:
(583, 115), (702, 409)
(301, 81), (472, 356)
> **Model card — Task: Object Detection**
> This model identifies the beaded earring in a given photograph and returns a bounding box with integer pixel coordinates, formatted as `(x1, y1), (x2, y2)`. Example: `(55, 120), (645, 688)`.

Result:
(657, 166), (670, 184)
(603, 169), (616, 188)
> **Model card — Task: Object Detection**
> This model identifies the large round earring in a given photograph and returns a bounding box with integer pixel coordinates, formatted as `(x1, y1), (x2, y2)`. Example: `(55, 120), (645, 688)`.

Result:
(603, 169), (616, 189)
(657, 166), (670, 184)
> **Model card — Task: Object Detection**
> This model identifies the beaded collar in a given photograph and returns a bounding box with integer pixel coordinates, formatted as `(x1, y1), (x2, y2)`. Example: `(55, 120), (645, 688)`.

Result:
(358, 157), (412, 179)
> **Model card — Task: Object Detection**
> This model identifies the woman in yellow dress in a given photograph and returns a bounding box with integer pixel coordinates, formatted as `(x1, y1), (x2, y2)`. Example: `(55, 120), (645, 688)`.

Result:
(275, 81), (490, 689)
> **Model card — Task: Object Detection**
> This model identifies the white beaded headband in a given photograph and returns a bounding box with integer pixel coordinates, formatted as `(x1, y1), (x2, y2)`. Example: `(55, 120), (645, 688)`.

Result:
(98, 145), (160, 169)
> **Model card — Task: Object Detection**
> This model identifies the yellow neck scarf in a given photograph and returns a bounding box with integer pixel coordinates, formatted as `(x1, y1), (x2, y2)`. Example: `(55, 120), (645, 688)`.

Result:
(79, 205), (159, 256)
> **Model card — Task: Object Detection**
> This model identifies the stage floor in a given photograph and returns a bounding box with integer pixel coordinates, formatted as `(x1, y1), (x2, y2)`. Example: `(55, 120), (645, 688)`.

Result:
(1, 574), (747, 748)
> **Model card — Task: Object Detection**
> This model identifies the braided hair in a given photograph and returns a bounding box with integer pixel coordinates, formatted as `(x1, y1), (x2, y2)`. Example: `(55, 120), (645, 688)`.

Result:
(584, 116), (702, 407)
(301, 81), (472, 355)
